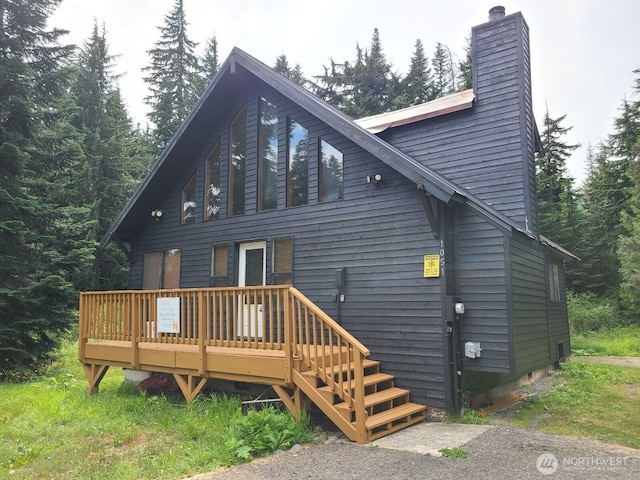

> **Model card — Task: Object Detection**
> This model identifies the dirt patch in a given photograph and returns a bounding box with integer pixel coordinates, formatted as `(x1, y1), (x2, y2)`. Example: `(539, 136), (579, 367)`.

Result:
(574, 356), (640, 368)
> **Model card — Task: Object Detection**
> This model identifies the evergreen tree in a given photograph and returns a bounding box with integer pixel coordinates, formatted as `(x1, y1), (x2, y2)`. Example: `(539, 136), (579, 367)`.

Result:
(201, 35), (220, 81)
(0, 0), (78, 371)
(314, 29), (399, 117)
(193, 34), (220, 96)
(576, 141), (632, 297)
(70, 23), (154, 291)
(143, 0), (200, 151)
(457, 35), (473, 91)
(273, 53), (306, 87)
(400, 38), (433, 106)
(431, 42), (455, 97)
(616, 69), (640, 313)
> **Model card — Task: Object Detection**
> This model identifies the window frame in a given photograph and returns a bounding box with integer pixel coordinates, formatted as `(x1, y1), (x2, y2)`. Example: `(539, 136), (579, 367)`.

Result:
(286, 118), (309, 207)
(228, 105), (247, 217)
(257, 97), (278, 212)
(210, 244), (229, 286)
(204, 140), (222, 221)
(318, 138), (344, 202)
(271, 236), (293, 285)
(181, 174), (197, 224)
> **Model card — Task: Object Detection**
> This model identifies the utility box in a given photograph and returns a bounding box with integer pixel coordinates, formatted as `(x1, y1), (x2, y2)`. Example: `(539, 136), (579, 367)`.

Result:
(464, 342), (482, 359)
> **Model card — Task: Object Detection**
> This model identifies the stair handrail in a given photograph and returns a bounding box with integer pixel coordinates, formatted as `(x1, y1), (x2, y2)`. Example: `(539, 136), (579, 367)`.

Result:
(288, 287), (370, 357)
(288, 287), (369, 441)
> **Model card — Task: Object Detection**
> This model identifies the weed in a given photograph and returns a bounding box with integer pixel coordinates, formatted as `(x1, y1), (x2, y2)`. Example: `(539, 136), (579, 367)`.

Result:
(445, 408), (489, 425)
(439, 447), (469, 458)
(227, 407), (314, 461)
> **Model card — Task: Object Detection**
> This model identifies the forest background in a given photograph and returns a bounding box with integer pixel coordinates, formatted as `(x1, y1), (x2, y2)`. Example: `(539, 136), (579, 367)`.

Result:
(1, 0), (639, 373)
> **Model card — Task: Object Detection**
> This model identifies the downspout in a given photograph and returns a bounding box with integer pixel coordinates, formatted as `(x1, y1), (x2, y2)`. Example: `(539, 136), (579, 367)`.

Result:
(418, 186), (462, 415)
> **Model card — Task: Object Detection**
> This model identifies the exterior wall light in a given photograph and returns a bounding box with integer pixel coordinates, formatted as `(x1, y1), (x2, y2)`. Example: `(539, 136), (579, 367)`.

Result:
(366, 173), (383, 185)
(151, 209), (164, 222)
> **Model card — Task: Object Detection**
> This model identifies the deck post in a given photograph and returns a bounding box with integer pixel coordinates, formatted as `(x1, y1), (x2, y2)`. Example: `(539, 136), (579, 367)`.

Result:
(284, 288), (293, 384)
(354, 351), (368, 444)
(78, 293), (88, 363)
(198, 291), (206, 375)
(131, 293), (140, 369)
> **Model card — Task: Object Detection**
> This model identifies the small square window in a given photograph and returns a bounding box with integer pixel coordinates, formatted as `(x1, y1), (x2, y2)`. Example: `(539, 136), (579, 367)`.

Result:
(272, 237), (293, 285)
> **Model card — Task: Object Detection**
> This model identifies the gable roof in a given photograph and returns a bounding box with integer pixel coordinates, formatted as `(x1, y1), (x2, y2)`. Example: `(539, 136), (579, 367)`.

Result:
(101, 48), (536, 248)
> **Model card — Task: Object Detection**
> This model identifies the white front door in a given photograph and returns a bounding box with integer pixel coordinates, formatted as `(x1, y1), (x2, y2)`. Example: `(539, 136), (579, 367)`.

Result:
(238, 242), (266, 338)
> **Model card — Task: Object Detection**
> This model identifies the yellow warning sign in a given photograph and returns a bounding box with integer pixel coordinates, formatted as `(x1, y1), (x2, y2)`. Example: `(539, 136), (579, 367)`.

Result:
(423, 254), (440, 278)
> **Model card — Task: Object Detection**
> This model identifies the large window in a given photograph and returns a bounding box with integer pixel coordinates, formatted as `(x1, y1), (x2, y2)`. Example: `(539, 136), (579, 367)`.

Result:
(287, 119), (309, 207)
(272, 237), (293, 285)
(319, 139), (343, 202)
(181, 174), (196, 224)
(229, 106), (247, 216)
(258, 98), (278, 211)
(204, 141), (221, 220)
(142, 249), (181, 289)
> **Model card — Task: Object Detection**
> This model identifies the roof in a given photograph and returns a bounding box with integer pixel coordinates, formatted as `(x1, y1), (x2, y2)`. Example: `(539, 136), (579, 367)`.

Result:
(355, 89), (475, 134)
(101, 48), (543, 249)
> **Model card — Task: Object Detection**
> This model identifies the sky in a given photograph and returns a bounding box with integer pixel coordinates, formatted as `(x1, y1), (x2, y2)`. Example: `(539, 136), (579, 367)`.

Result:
(48, 0), (640, 186)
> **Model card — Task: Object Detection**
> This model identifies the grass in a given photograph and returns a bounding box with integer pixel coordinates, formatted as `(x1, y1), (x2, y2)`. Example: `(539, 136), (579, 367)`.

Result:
(0, 339), (318, 479)
(570, 325), (640, 357)
(438, 447), (469, 459)
(507, 360), (640, 448)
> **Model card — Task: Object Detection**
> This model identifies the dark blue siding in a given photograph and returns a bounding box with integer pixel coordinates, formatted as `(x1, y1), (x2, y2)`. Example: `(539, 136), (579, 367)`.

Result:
(129, 90), (448, 408)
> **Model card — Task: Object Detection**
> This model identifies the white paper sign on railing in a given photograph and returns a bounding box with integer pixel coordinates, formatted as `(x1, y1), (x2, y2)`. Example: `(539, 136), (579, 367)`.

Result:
(157, 297), (180, 333)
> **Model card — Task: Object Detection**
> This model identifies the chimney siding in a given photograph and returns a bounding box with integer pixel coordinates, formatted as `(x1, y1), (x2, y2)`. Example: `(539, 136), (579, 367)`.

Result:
(472, 12), (538, 234)
(380, 11), (538, 235)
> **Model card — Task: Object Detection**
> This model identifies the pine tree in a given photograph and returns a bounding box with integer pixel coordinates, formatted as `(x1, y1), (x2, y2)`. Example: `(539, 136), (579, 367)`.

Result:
(400, 39), (433, 106)
(457, 35), (473, 91)
(70, 22), (154, 291)
(0, 0), (78, 371)
(577, 140), (632, 297)
(616, 69), (640, 313)
(431, 42), (455, 97)
(273, 53), (306, 86)
(314, 29), (399, 118)
(143, 0), (200, 151)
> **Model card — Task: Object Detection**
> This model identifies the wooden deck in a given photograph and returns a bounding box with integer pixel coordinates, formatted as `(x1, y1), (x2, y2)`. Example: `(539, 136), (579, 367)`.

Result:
(79, 286), (426, 443)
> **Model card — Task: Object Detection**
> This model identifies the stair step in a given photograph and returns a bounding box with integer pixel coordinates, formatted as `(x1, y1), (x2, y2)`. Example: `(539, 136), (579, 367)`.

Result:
(334, 387), (410, 412)
(364, 402), (426, 430)
(316, 372), (395, 404)
(324, 359), (380, 375)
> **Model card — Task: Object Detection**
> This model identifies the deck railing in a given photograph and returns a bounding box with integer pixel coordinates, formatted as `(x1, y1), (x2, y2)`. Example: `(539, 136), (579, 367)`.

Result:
(79, 286), (369, 436)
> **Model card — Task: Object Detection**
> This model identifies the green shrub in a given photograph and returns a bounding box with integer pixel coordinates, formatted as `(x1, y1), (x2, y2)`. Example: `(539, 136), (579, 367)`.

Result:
(567, 292), (619, 332)
(227, 407), (315, 461)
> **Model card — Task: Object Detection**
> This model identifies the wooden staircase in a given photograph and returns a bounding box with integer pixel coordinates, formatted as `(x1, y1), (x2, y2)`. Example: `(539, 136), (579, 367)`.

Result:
(277, 347), (426, 444)
(79, 286), (427, 445)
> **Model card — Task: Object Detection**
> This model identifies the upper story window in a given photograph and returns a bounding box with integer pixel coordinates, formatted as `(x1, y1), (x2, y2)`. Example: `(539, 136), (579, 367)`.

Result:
(287, 119), (309, 207)
(319, 139), (343, 202)
(258, 98), (278, 211)
(205, 141), (222, 220)
(228, 106), (247, 216)
(181, 174), (196, 224)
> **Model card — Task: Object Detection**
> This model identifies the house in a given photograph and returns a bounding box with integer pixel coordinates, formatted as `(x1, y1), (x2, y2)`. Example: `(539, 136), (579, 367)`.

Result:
(80, 7), (575, 443)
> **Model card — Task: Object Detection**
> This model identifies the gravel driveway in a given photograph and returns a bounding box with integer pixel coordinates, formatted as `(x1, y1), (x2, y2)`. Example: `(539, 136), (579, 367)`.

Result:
(194, 357), (640, 480)
(194, 427), (639, 480)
